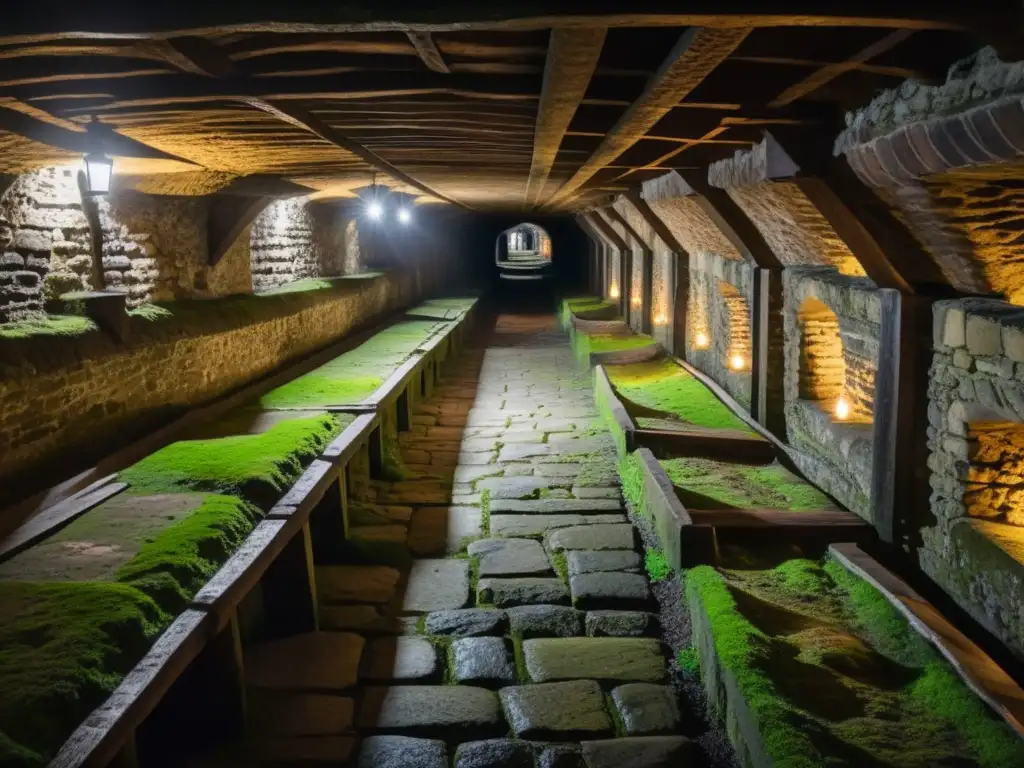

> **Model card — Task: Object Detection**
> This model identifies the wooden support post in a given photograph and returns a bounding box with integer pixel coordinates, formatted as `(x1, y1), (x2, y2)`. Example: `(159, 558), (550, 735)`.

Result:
(871, 291), (934, 548)
(641, 249), (654, 336)
(397, 388), (412, 432)
(751, 268), (770, 429)
(672, 252), (689, 357)
(750, 268), (787, 438)
(261, 523), (318, 639)
(368, 425), (384, 479)
(309, 476), (347, 564)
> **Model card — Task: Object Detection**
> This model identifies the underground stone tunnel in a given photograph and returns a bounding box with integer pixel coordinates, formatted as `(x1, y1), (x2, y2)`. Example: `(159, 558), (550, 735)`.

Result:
(1, 5), (1024, 768)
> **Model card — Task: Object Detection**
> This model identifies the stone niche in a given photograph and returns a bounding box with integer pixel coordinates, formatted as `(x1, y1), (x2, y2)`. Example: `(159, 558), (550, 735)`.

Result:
(783, 267), (879, 519)
(687, 251), (754, 407)
(926, 299), (1024, 658)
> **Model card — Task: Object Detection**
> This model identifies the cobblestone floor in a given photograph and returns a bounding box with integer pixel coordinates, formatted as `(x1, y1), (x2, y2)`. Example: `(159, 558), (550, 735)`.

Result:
(232, 310), (700, 767)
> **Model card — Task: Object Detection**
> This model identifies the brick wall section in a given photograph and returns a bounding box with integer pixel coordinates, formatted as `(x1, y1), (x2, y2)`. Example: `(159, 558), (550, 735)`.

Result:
(0, 271), (431, 511)
(926, 298), (1024, 658)
(783, 268), (879, 519)
(250, 198), (318, 291)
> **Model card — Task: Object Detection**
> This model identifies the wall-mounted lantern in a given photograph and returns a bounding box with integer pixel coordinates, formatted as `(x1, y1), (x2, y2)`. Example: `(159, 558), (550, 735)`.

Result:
(609, 283), (620, 299)
(694, 332), (709, 349)
(654, 312), (667, 326)
(835, 395), (851, 421)
(83, 118), (113, 196)
(730, 352), (746, 371)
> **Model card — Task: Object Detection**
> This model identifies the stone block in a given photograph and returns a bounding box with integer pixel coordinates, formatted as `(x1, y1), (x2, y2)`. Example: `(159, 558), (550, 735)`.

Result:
(499, 680), (612, 739)
(966, 314), (1002, 356)
(357, 735), (448, 768)
(522, 638), (665, 684)
(953, 348), (974, 370)
(570, 572), (651, 610)
(451, 637), (516, 687)
(579, 737), (694, 768)
(358, 686), (504, 740)
(567, 550), (640, 575)
(585, 611), (656, 638)
(425, 609), (509, 637)
(942, 306), (966, 348)
(546, 524), (636, 552)
(506, 605), (584, 638)
(490, 514), (626, 538)
(468, 538), (552, 577)
(454, 740), (533, 768)
(478, 577), (569, 607)
(610, 684), (681, 735)
(245, 632), (364, 692)
(317, 565), (401, 605)
(403, 559), (470, 612)
(364, 637), (439, 682)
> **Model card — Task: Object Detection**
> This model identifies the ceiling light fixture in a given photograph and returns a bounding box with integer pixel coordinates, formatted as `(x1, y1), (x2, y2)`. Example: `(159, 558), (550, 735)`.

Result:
(83, 117), (113, 196)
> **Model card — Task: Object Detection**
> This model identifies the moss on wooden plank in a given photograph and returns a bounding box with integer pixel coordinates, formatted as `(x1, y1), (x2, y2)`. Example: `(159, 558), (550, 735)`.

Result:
(661, 457), (836, 512)
(607, 359), (753, 433)
(259, 320), (442, 407)
(686, 557), (1024, 768)
(119, 414), (342, 508)
(0, 581), (169, 767)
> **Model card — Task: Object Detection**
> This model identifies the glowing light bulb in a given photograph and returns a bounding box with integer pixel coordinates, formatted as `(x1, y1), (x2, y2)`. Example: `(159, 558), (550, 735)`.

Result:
(367, 201), (383, 220)
(695, 332), (709, 349)
(631, 296), (641, 306)
(609, 284), (620, 299)
(835, 396), (850, 421)
(654, 313), (667, 326)
(730, 353), (745, 371)
(397, 207), (411, 224)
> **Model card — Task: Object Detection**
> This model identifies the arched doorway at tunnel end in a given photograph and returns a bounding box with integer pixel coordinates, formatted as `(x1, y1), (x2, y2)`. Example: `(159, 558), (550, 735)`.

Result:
(496, 222), (553, 275)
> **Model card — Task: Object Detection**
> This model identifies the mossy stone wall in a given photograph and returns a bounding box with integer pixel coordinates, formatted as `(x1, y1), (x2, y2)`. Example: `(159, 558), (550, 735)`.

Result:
(0, 272), (430, 514)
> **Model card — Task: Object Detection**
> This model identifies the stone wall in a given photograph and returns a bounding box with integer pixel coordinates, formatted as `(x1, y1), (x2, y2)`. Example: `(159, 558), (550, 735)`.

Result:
(0, 168), (255, 320)
(687, 251), (754, 407)
(783, 268), (879, 519)
(0, 268), (449, 515)
(926, 299), (1024, 658)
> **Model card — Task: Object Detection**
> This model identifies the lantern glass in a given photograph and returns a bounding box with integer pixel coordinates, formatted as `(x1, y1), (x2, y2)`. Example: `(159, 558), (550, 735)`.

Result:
(367, 201), (384, 221)
(84, 152), (113, 195)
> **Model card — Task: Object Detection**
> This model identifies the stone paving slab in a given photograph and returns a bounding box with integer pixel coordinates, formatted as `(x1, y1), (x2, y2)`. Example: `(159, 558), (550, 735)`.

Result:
(536, 744), (585, 768)
(403, 559), (470, 612)
(317, 565), (401, 605)
(569, 572), (651, 610)
(586, 611), (657, 638)
(489, 499), (622, 514)
(506, 605), (584, 638)
(468, 538), (552, 576)
(358, 686), (504, 740)
(451, 637), (517, 687)
(478, 577), (569, 607)
(357, 735), (448, 768)
(579, 736), (694, 768)
(425, 608), (509, 637)
(409, 506), (482, 555)
(245, 632), (364, 691)
(499, 444), (555, 461)
(546, 524), (636, 552)
(490, 514), (626, 538)
(567, 550), (640, 575)
(454, 739), (534, 768)
(363, 636), (438, 682)
(476, 477), (564, 499)
(500, 680), (612, 740)
(611, 684), (681, 736)
(522, 638), (666, 684)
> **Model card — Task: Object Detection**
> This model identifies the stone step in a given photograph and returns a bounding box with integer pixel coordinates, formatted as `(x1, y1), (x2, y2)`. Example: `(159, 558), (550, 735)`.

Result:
(522, 638), (666, 685)
(357, 685), (505, 741)
(500, 680), (613, 740)
(362, 636), (440, 683)
(348, 524), (410, 566)
(490, 514), (627, 538)
(569, 572), (652, 611)
(408, 506), (482, 556)
(567, 550), (641, 575)
(403, 559), (471, 612)
(468, 538), (552, 577)
(317, 565), (401, 605)
(244, 632), (364, 692)
(546, 524), (637, 552)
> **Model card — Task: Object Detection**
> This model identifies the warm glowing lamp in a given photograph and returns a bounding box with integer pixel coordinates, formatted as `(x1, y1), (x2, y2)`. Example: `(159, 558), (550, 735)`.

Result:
(654, 312), (667, 326)
(83, 118), (112, 196)
(694, 332), (709, 349)
(609, 284), (620, 299)
(631, 296), (641, 306)
(730, 353), (745, 371)
(835, 395), (851, 421)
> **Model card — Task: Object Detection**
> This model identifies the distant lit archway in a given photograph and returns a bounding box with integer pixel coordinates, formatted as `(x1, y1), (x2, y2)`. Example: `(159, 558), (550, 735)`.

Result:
(496, 222), (553, 277)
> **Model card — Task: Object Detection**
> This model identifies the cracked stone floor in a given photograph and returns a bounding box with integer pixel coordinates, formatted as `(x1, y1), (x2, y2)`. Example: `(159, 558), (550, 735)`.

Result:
(210, 310), (695, 768)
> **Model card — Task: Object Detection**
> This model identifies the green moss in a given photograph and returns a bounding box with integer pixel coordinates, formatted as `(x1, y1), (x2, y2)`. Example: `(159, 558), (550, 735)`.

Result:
(512, 634), (530, 683)
(619, 452), (645, 515)
(115, 494), (259, 611)
(608, 360), (753, 432)
(0, 315), (96, 340)
(644, 548), (670, 583)
(0, 581), (169, 765)
(678, 646), (700, 676)
(550, 551), (569, 585)
(688, 559), (1024, 768)
(571, 330), (655, 366)
(480, 489), (491, 537)
(259, 278), (334, 295)
(260, 320), (443, 407)
(120, 415), (342, 508)
(661, 458), (835, 512)
(126, 304), (173, 322)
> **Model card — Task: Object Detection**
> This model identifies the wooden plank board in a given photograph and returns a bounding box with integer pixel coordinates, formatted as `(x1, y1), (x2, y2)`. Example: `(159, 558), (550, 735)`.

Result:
(191, 519), (298, 629)
(50, 609), (215, 768)
(688, 508), (867, 528)
(635, 426), (776, 463)
(322, 412), (378, 465)
(829, 543), (1024, 740)
(0, 480), (127, 562)
(635, 447), (704, 571)
(593, 364), (636, 454)
(269, 459), (338, 522)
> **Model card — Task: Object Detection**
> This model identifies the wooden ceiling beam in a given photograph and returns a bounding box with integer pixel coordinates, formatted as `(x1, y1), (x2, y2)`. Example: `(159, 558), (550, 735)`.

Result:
(0, 4), (972, 43)
(406, 32), (450, 74)
(768, 29), (915, 107)
(543, 27), (750, 209)
(524, 27), (606, 209)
